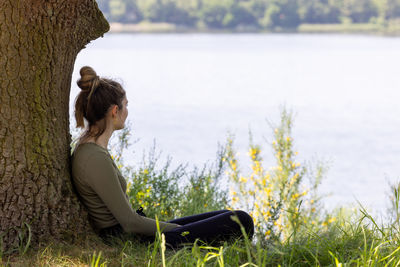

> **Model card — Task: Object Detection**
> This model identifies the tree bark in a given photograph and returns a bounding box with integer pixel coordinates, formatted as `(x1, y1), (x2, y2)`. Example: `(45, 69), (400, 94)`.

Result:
(0, 0), (109, 249)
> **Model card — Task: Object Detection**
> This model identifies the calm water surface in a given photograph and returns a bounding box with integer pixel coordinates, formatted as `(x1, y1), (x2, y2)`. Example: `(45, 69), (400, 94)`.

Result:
(70, 33), (400, 215)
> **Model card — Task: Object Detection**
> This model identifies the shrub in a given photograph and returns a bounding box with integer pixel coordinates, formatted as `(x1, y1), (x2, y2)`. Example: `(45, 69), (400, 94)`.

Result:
(224, 108), (331, 243)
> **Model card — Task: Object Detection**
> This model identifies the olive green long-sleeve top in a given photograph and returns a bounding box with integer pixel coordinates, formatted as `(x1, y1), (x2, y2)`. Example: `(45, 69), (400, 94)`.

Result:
(71, 142), (179, 236)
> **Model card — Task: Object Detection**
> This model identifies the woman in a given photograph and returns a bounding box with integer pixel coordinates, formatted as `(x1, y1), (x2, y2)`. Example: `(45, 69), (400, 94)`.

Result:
(71, 66), (254, 248)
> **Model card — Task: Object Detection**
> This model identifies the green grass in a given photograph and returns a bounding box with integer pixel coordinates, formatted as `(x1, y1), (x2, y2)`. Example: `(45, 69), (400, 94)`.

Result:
(3, 211), (400, 266)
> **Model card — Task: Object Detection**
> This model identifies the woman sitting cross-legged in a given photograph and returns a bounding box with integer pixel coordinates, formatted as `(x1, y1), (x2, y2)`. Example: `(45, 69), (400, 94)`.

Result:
(71, 66), (254, 248)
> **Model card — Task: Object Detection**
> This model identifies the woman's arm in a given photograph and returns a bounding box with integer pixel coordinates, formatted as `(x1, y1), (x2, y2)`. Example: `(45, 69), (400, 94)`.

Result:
(83, 151), (180, 235)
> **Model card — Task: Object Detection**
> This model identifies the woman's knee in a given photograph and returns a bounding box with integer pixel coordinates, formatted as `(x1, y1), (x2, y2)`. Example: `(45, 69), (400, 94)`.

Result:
(231, 210), (254, 235)
(231, 210), (253, 224)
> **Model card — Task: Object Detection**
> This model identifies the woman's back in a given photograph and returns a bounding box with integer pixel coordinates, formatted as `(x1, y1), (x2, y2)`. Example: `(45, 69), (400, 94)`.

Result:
(71, 142), (126, 230)
(71, 142), (179, 235)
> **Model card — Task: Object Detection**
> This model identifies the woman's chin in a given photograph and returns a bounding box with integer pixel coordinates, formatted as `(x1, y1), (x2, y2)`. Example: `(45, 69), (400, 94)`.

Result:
(114, 125), (124, 131)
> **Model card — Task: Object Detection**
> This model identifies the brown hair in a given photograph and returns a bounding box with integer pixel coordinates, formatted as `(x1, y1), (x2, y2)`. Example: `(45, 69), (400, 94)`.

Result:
(74, 66), (126, 142)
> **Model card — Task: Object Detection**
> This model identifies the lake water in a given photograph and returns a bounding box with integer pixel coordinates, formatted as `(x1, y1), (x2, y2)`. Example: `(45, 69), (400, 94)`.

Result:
(70, 33), (400, 216)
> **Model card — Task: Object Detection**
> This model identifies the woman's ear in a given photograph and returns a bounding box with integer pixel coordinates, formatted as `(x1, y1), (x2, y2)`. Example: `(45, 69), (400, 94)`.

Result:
(111, 105), (119, 117)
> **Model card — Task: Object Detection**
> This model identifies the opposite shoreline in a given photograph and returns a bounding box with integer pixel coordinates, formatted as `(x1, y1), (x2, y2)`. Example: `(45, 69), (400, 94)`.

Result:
(109, 22), (400, 36)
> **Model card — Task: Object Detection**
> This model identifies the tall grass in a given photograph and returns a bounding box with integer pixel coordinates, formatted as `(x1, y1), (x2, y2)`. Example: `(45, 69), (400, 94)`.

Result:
(3, 110), (400, 266)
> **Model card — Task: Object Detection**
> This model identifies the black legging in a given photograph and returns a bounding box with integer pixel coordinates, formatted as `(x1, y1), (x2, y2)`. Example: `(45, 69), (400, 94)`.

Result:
(164, 210), (254, 247)
(99, 210), (254, 248)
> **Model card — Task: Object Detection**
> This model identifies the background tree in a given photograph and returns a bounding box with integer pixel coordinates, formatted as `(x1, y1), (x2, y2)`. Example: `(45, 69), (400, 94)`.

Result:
(373, 0), (389, 24)
(260, 0), (301, 29)
(107, 0), (143, 23)
(297, 0), (341, 24)
(147, 0), (198, 26)
(0, 0), (109, 250)
(223, 2), (258, 28)
(201, 0), (231, 29)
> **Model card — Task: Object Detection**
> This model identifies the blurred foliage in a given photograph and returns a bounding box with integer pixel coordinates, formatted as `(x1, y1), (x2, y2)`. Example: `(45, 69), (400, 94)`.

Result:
(97, 0), (400, 30)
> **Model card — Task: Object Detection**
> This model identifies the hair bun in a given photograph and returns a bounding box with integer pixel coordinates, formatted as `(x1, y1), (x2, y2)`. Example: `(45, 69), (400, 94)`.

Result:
(77, 66), (100, 91)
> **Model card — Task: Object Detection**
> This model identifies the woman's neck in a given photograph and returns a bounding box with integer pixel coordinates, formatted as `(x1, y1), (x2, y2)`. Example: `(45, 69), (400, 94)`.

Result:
(82, 126), (114, 150)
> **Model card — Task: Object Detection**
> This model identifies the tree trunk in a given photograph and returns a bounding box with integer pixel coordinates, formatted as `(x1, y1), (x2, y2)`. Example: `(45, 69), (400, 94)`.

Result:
(0, 0), (109, 250)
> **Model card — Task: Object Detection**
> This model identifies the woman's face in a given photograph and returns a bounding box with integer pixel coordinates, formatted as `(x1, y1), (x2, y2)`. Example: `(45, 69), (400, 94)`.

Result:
(114, 97), (128, 130)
